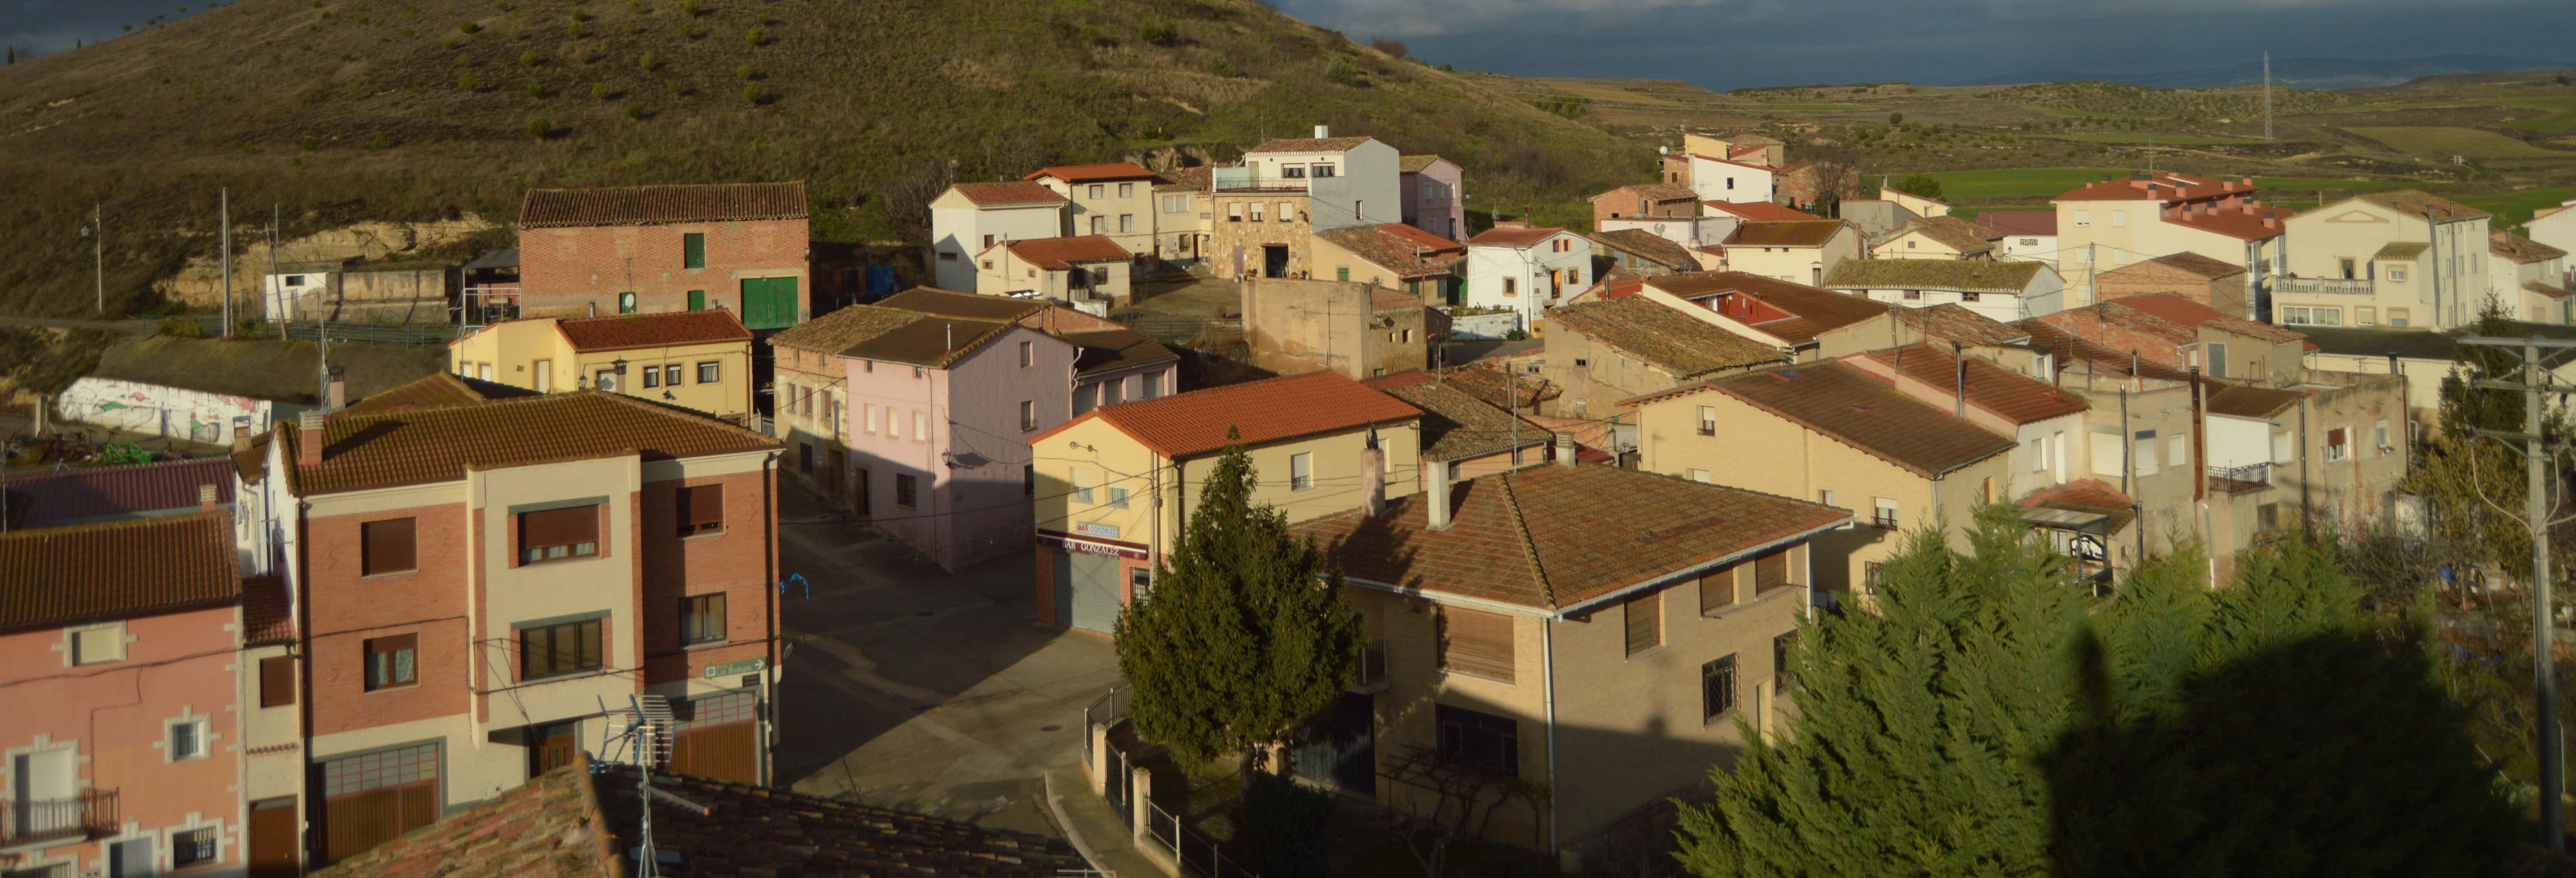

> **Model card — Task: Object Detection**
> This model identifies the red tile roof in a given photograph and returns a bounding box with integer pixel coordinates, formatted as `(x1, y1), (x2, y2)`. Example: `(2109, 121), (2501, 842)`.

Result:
(2105, 293), (2304, 343)
(874, 286), (1049, 322)
(1724, 220), (1847, 248)
(1363, 373), (1552, 461)
(242, 576), (295, 645)
(2015, 318), (2197, 383)
(1695, 361), (2017, 477)
(1595, 183), (1699, 203)
(0, 458), (234, 530)
(1823, 259), (2046, 294)
(950, 181), (1068, 206)
(276, 388), (780, 495)
(1317, 224), (1464, 279)
(1031, 371), (1419, 459)
(2, 512), (238, 632)
(1024, 162), (1160, 183)
(2495, 231), (2568, 264)
(1703, 201), (1819, 221)
(2349, 189), (2490, 222)
(1376, 222), (1467, 254)
(1398, 155), (1452, 173)
(1974, 210), (2059, 237)
(553, 309), (754, 352)
(1438, 364), (1560, 410)
(1893, 304), (2030, 348)
(1585, 229), (1695, 270)
(1292, 463), (1850, 610)
(338, 372), (541, 415)
(2163, 203), (2295, 241)
(1549, 298), (1787, 378)
(2052, 171), (2246, 203)
(994, 235), (1131, 269)
(2019, 479), (2138, 533)
(1467, 225), (1572, 247)
(1644, 272), (1890, 345)
(1856, 344), (2088, 424)
(519, 182), (807, 228)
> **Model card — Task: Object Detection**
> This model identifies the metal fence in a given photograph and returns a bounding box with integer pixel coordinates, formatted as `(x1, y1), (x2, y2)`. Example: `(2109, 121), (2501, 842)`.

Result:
(132, 317), (465, 347)
(1082, 687), (1128, 763)
(1140, 798), (1260, 878)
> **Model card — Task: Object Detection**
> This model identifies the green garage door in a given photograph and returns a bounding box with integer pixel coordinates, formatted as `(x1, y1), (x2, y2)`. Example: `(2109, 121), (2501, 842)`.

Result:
(739, 277), (800, 330)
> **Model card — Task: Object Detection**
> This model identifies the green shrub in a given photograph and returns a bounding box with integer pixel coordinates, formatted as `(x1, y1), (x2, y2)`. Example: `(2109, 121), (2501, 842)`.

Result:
(1888, 111), (1903, 124)
(570, 8), (592, 21)
(370, 133), (391, 148)
(622, 21), (636, 33)
(1322, 56), (1360, 86)
(519, 49), (539, 65)
(743, 25), (764, 46)
(527, 117), (552, 138)
(457, 20), (479, 33)
(638, 51), (656, 71)
(627, 0), (644, 11)
(525, 78), (544, 97)
(566, 22), (587, 37)
(1202, 55), (1237, 77)
(158, 317), (203, 338)
(494, 0), (513, 8)
(299, 134), (320, 150)
(742, 83), (766, 104)
(443, 36), (459, 48)
(735, 63), (753, 79)
(456, 72), (478, 90)
(1140, 21), (1178, 45)
(678, 21), (698, 37)
(592, 82), (611, 99)
(680, 0), (699, 15)
(623, 101), (642, 119)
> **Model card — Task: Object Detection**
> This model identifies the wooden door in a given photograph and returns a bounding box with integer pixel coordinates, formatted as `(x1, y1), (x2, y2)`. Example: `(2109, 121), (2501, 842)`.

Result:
(248, 797), (300, 878)
(323, 784), (434, 865)
(533, 723), (578, 776)
(669, 723), (759, 785)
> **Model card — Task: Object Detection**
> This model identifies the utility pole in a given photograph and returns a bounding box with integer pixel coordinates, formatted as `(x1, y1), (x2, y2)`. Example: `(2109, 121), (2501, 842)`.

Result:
(89, 203), (103, 315)
(220, 188), (233, 337)
(270, 204), (280, 323)
(2461, 333), (2576, 854)
(2263, 52), (2274, 140)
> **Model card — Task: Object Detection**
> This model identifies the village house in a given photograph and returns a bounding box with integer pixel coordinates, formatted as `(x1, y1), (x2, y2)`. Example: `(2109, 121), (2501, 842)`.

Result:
(1026, 372), (1424, 632)
(224, 379), (784, 867)
(2031, 294), (2308, 386)
(1597, 212), (1740, 256)
(1687, 155), (1777, 205)
(1589, 183), (1701, 226)
(1208, 129), (1404, 280)
(1867, 214), (1996, 261)
(2531, 197), (2576, 257)
(1702, 200), (1819, 223)
(975, 235), (1136, 307)
(1310, 222), (1467, 304)
(870, 287), (1180, 417)
(1882, 188), (1953, 221)
(2491, 231), (2571, 324)
(2094, 251), (2251, 317)
(1153, 166), (1215, 265)
(446, 309), (756, 422)
(2276, 190), (2494, 331)
(1241, 279), (1443, 380)
(1811, 302), (2034, 361)
(1825, 259), (2066, 323)
(1400, 155), (1466, 241)
(1720, 220), (1860, 286)
(2051, 171), (2289, 310)
(1837, 344), (2091, 502)
(928, 182), (1071, 292)
(55, 334), (443, 444)
(1464, 223), (1592, 333)
(516, 182), (810, 329)
(1572, 271), (1893, 362)
(1588, 229), (1699, 278)
(1975, 210), (2061, 268)
(1025, 163), (1164, 259)
(2295, 326), (2576, 436)
(1288, 458), (1851, 862)
(1360, 370), (1556, 481)
(1541, 297), (1789, 419)
(1658, 147), (1691, 188)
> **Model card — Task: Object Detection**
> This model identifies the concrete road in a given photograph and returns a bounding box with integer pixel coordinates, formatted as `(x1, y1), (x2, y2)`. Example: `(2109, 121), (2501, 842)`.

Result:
(768, 487), (1121, 839)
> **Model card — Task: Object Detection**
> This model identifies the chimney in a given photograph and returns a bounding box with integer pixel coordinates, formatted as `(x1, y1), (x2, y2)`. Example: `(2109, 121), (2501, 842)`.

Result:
(297, 411), (326, 467)
(1361, 446), (1386, 517)
(588, 301), (598, 318)
(1554, 434), (1577, 470)
(1425, 459), (1452, 531)
(1313, 124), (1330, 139)
(232, 423), (252, 453)
(198, 484), (218, 512)
(2263, 217), (2280, 230)
(326, 366), (347, 411)
(1952, 341), (1968, 418)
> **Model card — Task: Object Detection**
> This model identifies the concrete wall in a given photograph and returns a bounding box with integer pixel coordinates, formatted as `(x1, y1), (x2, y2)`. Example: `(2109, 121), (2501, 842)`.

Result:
(1240, 279), (1429, 380)
(1446, 310), (1522, 341)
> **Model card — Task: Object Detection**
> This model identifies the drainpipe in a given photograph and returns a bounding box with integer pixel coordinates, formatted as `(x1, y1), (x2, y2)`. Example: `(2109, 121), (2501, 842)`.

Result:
(762, 450), (780, 786)
(2298, 397), (2313, 541)
(1541, 618), (1560, 861)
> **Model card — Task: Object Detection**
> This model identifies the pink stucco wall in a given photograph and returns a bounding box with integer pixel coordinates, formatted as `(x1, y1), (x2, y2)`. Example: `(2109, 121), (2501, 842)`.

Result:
(843, 326), (1082, 570)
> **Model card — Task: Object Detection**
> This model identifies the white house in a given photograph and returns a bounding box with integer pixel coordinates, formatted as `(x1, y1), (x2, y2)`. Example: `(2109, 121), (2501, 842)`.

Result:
(2532, 198), (2576, 258)
(1464, 222), (1590, 333)
(1824, 259), (2066, 323)
(1975, 211), (2060, 269)
(2052, 171), (2292, 308)
(1721, 220), (1861, 286)
(1685, 154), (1777, 204)
(2275, 190), (2491, 331)
(2492, 231), (2572, 324)
(1231, 126), (1401, 231)
(929, 182), (1071, 291)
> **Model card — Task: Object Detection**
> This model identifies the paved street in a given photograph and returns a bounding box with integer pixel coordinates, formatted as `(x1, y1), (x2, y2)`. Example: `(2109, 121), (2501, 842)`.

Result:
(767, 485), (1121, 839)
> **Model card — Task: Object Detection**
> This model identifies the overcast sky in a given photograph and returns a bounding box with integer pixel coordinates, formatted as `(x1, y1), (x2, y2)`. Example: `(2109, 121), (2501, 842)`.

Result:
(1276, 0), (2576, 87)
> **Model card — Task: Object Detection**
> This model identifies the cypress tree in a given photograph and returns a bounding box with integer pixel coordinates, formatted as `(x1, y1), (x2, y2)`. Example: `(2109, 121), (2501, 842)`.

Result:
(1113, 441), (1363, 772)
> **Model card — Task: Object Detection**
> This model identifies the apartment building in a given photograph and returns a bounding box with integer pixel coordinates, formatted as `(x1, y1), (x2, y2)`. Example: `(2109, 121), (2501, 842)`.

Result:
(2051, 172), (2290, 310)
(2276, 190), (2493, 331)
(446, 309), (757, 422)
(1026, 163), (1163, 258)
(928, 182), (1070, 291)
(516, 182), (810, 329)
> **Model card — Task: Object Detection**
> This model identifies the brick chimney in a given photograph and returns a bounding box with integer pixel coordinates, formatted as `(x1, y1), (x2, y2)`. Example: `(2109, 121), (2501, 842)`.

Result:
(297, 411), (326, 467)
(326, 366), (348, 411)
(198, 484), (217, 511)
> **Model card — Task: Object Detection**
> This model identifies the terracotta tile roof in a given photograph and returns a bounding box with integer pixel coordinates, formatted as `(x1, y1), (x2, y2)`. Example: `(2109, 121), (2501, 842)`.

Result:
(1031, 371), (1419, 459)
(1364, 372), (1553, 460)
(1585, 229), (1695, 270)
(339, 372), (543, 415)
(1645, 271), (1890, 345)
(519, 181), (807, 229)
(1377, 222), (1466, 254)
(1467, 225), (1571, 247)
(0, 458), (234, 530)
(2052, 171), (2242, 203)
(1974, 210), (2058, 236)
(2351, 189), (2490, 222)
(1690, 154), (1777, 173)
(840, 316), (1018, 369)
(2111, 251), (2244, 279)
(1824, 259), (2045, 294)
(1880, 215), (1996, 254)
(1293, 463), (1850, 611)
(1025, 162), (1160, 183)
(950, 181), (1070, 206)
(241, 575), (295, 645)
(2162, 203), (2295, 241)
(590, 762), (1085, 878)
(1703, 201), (1819, 221)
(2528, 280), (2573, 301)
(2496, 231), (2568, 264)
(1154, 166), (1215, 190)
(276, 390), (779, 495)
(2206, 384), (2304, 419)
(1703, 361), (2017, 477)
(1595, 183), (1699, 203)
(875, 286), (1049, 322)
(2031, 303), (2193, 350)
(1725, 220), (1846, 248)
(2015, 318), (2197, 382)
(2293, 327), (2458, 360)
(1398, 155), (1451, 173)
(2, 512), (238, 632)
(308, 756), (617, 878)
(552, 310), (753, 352)
(2019, 479), (2138, 533)
(2105, 293), (2305, 342)
(1549, 298), (1787, 379)
(1066, 328), (1181, 377)
(1317, 224), (1464, 279)
(769, 303), (929, 355)
(1857, 344), (2088, 424)
(1894, 304), (2029, 348)
(89, 335), (447, 405)
(872, 289), (1177, 374)
(993, 235), (1132, 269)
(1248, 136), (1376, 154)
(1439, 364), (1559, 410)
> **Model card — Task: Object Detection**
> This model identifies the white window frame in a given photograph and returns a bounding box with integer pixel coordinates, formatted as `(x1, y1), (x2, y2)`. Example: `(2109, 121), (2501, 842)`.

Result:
(163, 712), (215, 762)
(1289, 452), (1314, 490)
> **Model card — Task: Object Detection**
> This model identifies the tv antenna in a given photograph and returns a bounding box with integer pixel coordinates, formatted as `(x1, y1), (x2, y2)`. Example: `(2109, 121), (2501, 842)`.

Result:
(599, 694), (706, 878)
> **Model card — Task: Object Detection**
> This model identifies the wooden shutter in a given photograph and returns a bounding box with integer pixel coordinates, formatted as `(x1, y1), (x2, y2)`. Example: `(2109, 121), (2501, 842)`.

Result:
(361, 518), (415, 574)
(677, 485), (724, 536)
(521, 506), (598, 552)
(1437, 606), (1515, 683)
(1624, 591), (1661, 656)
(1699, 564), (1738, 614)
(259, 656), (296, 708)
(1754, 549), (1789, 595)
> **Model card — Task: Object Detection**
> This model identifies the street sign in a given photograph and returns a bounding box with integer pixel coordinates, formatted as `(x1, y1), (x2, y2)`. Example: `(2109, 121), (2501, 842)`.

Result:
(704, 657), (767, 679)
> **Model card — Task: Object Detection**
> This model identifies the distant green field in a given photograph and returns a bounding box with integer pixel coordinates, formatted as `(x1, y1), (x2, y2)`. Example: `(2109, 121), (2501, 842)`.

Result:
(2035, 132), (2262, 145)
(2346, 126), (2571, 158)
(1759, 103), (1880, 112)
(2247, 176), (2411, 192)
(2459, 186), (2576, 230)
(2500, 97), (2576, 134)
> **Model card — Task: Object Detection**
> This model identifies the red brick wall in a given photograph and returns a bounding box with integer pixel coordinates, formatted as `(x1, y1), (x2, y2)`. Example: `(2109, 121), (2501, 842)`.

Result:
(306, 502), (474, 737)
(520, 218), (811, 315)
(637, 468), (778, 682)
(1591, 192), (1696, 226)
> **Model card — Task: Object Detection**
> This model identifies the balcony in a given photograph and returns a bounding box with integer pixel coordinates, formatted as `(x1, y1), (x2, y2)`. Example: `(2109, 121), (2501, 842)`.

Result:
(2207, 462), (2272, 494)
(3, 790), (119, 848)
(2273, 277), (2375, 297)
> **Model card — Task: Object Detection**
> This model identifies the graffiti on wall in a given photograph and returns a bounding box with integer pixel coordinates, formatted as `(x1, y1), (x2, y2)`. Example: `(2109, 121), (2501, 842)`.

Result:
(57, 378), (270, 443)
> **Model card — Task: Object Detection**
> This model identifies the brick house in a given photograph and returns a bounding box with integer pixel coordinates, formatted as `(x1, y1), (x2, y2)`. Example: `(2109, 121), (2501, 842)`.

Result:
(230, 381), (784, 866)
(1588, 183), (1700, 227)
(2094, 251), (2251, 318)
(517, 182), (811, 330)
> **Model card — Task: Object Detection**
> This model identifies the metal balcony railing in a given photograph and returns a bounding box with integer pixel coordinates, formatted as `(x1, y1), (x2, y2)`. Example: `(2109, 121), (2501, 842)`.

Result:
(3, 790), (119, 847)
(2207, 462), (2272, 493)
(2273, 277), (2375, 297)
(1357, 640), (1387, 689)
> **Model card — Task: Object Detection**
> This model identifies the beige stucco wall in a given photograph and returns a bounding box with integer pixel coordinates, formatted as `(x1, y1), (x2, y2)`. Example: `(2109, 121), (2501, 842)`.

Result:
(1035, 414), (1424, 559)
(450, 319), (753, 420)
(1723, 226), (1858, 287)
(1035, 178), (1160, 258)
(2279, 199), (2490, 331)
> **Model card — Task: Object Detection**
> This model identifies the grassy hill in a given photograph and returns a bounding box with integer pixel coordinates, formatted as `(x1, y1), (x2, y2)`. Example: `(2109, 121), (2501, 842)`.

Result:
(0, 0), (1652, 317)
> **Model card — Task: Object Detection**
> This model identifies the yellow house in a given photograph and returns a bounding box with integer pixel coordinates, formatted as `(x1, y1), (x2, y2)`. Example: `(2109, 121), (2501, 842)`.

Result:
(447, 310), (756, 421)
(1026, 370), (1424, 632)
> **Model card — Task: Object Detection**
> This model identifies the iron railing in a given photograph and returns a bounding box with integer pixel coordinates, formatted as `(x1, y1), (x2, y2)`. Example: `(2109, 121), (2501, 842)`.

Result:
(3, 790), (119, 846)
(2273, 277), (2375, 297)
(2207, 462), (2272, 487)
(271, 320), (464, 346)
(1081, 687), (1127, 763)
(1357, 641), (1387, 689)
(1140, 798), (1260, 878)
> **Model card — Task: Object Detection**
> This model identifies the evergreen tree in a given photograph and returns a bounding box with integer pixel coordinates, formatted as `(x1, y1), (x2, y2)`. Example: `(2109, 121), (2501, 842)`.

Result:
(1676, 508), (2515, 878)
(1113, 441), (1363, 771)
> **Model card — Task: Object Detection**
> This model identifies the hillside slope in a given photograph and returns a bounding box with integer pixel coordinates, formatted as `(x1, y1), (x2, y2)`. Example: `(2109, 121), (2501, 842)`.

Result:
(0, 0), (1650, 316)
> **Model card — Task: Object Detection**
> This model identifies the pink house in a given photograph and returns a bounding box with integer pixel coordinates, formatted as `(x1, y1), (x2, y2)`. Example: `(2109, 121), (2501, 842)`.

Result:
(2, 513), (247, 878)
(1399, 155), (1465, 241)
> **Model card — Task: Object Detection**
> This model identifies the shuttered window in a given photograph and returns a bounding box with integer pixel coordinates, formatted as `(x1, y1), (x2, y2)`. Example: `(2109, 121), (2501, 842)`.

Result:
(683, 233), (706, 268)
(680, 595), (727, 645)
(1436, 606), (1515, 682)
(260, 655), (297, 707)
(1623, 591), (1661, 656)
(1699, 564), (1738, 615)
(1753, 549), (1790, 596)
(364, 634), (417, 690)
(520, 618), (604, 680)
(519, 506), (600, 565)
(362, 518), (417, 575)
(677, 485), (724, 536)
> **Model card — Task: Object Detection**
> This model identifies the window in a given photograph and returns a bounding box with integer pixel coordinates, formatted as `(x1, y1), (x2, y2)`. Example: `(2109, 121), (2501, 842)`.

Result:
(2376, 419), (2391, 454)
(862, 403), (877, 435)
(1108, 486), (1130, 509)
(1277, 202), (1294, 223)
(939, 250), (959, 262)
(2073, 210), (2093, 227)
(1142, 373), (1163, 398)
(683, 232), (706, 268)
(1434, 705), (1518, 776)
(1089, 267), (1111, 288)
(173, 827), (217, 868)
(681, 595), (727, 645)
(1902, 289), (1922, 301)
(2205, 342), (2229, 378)
(617, 292), (637, 314)
(1503, 278), (1517, 295)
(1624, 591), (1661, 656)
(518, 504), (600, 565)
(643, 366), (661, 389)
(1726, 177), (1735, 190)
(1702, 655), (1739, 721)
(260, 655), (296, 708)
(1228, 203), (1243, 222)
(1249, 202), (1265, 222)
(1088, 184), (1106, 199)
(663, 365), (682, 387)
(1699, 563), (1738, 613)
(2327, 428), (2351, 462)
(1090, 215), (1106, 234)
(2338, 257), (2357, 279)
(1025, 464), (1036, 498)
(1436, 606), (1515, 682)
(677, 484), (723, 536)
(2258, 503), (2281, 532)
(285, 275), (307, 287)
(1819, 489), (1837, 506)
(2388, 308), (2410, 327)
(2110, 210), (2127, 227)
(169, 717), (209, 760)
(1337, 266), (1351, 282)
(1753, 548), (1790, 595)
(1312, 164), (1336, 178)
(697, 361), (720, 384)
(1073, 471), (1095, 505)
(2389, 267), (2408, 282)
(1118, 182), (1133, 198)
(2168, 435), (2186, 470)
(1696, 405), (1717, 435)
(2273, 431), (2294, 464)
(1773, 631), (1798, 690)
(364, 634), (417, 690)
(1872, 497), (1898, 529)
(69, 622), (125, 666)
(913, 411), (929, 443)
(1017, 340), (1035, 367)
(1075, 384), (1100, 414)
(1961, 292), (1982, 303)
(1163, 194), (1186, 212)
(896, 473), (918, 508)
(1119, 214), (1134, 233)
(1282, 165), (1306, 179)
(1863, 562), (1886, 594)
(519, 618), (604, 681)
(1289, 452), (1313, 490)
(1689, 468), (1712, 483)
(2357, 306), (2378, 326)
(2281, 306), (2342, 327)
(362, 517), (417, 575)
(1131, 566), (1154, 603)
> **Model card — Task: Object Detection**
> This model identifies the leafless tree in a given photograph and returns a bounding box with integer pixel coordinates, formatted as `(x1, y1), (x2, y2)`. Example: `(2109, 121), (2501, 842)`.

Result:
(877, 160), (954, 236)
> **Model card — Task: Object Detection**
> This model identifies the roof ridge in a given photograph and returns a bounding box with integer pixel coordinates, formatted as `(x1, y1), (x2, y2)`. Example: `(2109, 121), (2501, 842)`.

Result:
(0, 507), (230, 541)
(1496, 470), (1557, 608)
